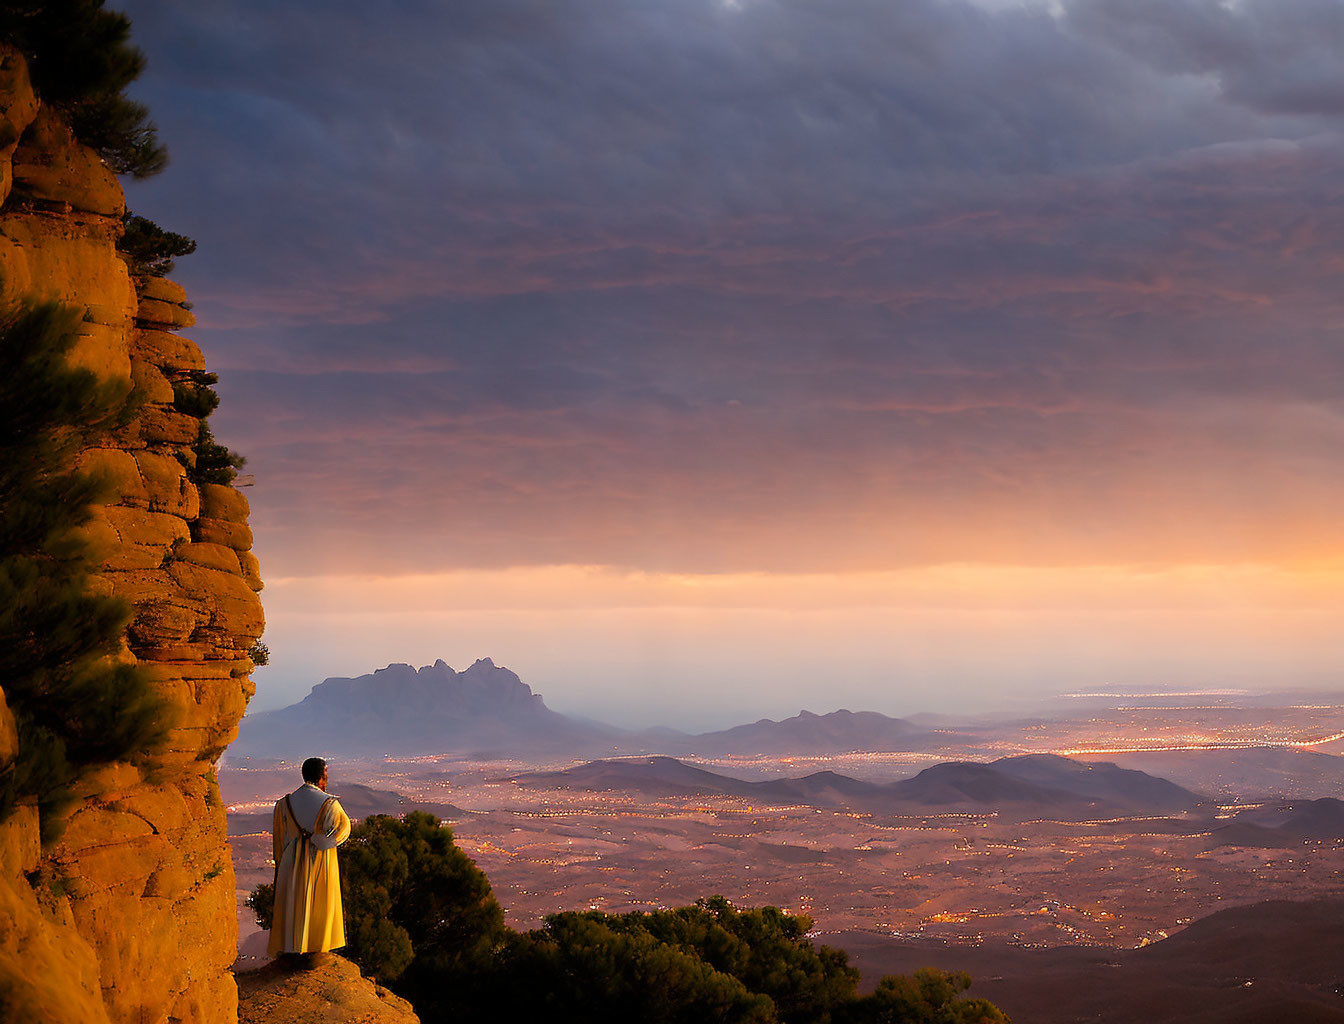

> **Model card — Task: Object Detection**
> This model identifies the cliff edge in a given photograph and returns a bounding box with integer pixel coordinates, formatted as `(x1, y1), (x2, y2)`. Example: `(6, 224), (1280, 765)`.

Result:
(237, 957), (418, 1024)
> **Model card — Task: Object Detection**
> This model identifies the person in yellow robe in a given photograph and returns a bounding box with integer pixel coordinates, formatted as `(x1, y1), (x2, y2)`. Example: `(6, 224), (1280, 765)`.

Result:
(268, 757), (352, 961)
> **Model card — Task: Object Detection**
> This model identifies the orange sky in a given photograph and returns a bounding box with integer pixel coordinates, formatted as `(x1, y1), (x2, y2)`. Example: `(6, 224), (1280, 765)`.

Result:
(252, 562), (1344, 726)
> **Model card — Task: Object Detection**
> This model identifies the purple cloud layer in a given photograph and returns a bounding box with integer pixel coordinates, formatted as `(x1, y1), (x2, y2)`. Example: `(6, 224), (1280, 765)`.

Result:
(115, 0), (1344, 574)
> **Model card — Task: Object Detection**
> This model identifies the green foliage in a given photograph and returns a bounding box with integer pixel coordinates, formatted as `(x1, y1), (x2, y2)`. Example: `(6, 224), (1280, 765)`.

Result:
(247, 881), (274, 930)
(341, 812), (505, 983)
(0, 304), (170, 843)
(837, 969), (1010, 1024)
(168, 370), (246, 485)
(118, 214), (196, 277)
(247, 641), (269, 666)
(171, 370), (221, 419)
(0, 0), (168, 176)
(590, 896), (860, 1024)
(192, 422), (247, 486)
(506, 912), (775, 1024)
(485, 897), (858, 1024)
(351, 914), (414, 983)
(250, 811), (1008, 1024)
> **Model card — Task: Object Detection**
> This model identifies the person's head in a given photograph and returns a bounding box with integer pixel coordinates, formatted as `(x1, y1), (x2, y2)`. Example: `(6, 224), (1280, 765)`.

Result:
(301, 757), (328, 790)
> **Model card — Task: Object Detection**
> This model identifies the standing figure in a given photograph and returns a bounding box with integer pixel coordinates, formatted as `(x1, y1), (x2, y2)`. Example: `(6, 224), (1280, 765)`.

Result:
(268, 756), (352, 960)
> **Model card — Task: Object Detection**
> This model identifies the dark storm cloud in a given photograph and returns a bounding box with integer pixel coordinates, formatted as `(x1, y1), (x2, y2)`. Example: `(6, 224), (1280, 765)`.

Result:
(112, 0), (1344, 573)
(120, 0), (1324, 310)
(1071, 0), (1344, 115)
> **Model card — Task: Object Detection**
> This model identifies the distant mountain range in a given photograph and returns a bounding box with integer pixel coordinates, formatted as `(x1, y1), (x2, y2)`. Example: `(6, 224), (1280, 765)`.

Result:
(675, 709), (926, 756)
(1083, 746), (1344, 801)
(233, 659), (625, 758)
(510, 752), (1208, 821)
(232, 660), (930, 760)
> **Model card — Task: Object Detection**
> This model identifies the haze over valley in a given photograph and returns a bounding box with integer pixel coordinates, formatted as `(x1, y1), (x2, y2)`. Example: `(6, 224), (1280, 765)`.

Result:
(226, 660), (1344, 1020)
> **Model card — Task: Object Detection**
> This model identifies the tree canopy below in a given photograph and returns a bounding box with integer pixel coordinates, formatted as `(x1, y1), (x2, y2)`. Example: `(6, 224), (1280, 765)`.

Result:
(251, 811), (1008, 1024)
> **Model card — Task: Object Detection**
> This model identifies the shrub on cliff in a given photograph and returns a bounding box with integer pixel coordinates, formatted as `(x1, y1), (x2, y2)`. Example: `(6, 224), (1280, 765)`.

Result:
(836, 969), (1009, 1024)
(0, 0), (168, 176)
(0, 304), (170, 843)
(118, 213), (196, 276)
(343, 812), (506, 983)
(169, 369), (247, 485)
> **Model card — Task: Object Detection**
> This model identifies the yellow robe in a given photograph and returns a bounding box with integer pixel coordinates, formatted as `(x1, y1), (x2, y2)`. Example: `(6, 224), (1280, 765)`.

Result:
(268, 788), (352, 955)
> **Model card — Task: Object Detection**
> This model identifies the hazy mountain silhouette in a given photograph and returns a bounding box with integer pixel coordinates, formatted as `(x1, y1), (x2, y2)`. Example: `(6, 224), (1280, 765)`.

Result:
(666, 708), (927, 756)
(519, 758), (901, 806)
(232, 659), (624, 758)
(893, 761), (1059, 806)
(755, 769), (892, 805)
(991, 754), (1206, 814)
(225, 781), (465, 837)
(1081, 746), (1344, 801)
(232, 660), (930, 760)
(514, 756), (761, 798)
(512, 754), (1207, 820)
(1210, 797), (1344, 848)
(882, 759), (1203, 819)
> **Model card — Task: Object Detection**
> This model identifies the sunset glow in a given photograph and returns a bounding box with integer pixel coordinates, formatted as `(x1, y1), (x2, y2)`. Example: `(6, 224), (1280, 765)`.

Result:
(254, 561), (1344, 726)
(116, 0), (1344, 721)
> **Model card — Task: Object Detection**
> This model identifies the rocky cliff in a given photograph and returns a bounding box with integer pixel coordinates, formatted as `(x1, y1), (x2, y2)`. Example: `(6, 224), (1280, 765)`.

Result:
(236, 957), (419, 1024)
(0, 44), (263, 1023)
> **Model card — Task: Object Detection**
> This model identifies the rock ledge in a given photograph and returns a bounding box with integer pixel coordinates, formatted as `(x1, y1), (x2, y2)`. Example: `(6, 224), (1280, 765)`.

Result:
(236, 955), (420, 1024)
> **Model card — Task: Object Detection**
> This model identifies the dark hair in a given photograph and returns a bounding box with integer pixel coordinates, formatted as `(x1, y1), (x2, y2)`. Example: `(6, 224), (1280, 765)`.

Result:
(301, 757), (327, 783)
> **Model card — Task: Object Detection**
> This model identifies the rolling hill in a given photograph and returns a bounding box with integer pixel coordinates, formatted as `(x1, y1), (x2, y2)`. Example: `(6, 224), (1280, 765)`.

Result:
(512, 753), (1208, 820)
(839, 899), (1344, 1024)
(226, 782), (465, 838)
(1210, 797), (1344, 848)
(1079, 746), (1344, 801)
(992, 754), (1207, 814)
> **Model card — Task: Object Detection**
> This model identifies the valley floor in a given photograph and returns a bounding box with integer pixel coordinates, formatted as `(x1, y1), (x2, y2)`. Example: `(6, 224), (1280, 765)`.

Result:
(226, 753), (1344, 964)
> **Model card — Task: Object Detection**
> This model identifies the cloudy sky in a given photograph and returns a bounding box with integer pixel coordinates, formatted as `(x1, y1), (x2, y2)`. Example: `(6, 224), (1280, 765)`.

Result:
(118, 0), (1344, 727)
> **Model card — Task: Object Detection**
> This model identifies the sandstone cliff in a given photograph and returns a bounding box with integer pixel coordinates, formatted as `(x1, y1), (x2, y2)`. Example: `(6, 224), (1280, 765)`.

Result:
(0, 38), (421, 1024)
(0, 43), (264, 1023)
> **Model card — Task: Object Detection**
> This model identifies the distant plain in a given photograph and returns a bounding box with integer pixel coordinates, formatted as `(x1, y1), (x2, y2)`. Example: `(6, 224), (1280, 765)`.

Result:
(226, 694), (1344, 1018)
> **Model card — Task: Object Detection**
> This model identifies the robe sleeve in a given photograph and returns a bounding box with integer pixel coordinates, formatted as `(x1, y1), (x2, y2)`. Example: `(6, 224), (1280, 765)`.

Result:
(272, 799), (285, 865)
(311, 799), (351, 851)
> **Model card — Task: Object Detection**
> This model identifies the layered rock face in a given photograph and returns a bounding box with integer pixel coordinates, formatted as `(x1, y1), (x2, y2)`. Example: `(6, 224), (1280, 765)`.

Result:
(0, 46), (262, 1024)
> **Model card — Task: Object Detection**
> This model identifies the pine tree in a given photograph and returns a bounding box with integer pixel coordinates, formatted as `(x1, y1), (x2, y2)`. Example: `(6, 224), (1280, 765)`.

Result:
(0, 304), (169, 844)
